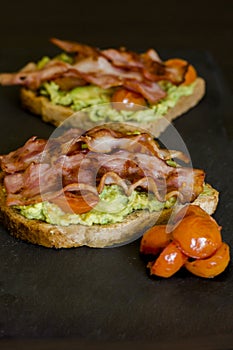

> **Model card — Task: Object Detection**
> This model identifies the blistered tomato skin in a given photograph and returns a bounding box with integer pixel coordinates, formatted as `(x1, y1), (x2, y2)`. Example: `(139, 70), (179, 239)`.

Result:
(111, 88), (147, 110)
(172, 216), (222, 259)
(141, 204), (230, 279)
(174, 205), (210, 223)
(140, 225), (172, 255)
(185, 243), (230, 278)
(165, 58), (197, 85)
(148, 241), (187, 278)
(51, 193), (99, 214)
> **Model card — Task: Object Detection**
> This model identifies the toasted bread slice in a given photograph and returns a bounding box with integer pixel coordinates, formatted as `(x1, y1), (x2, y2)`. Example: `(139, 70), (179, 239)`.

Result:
(20, 77), (205, 137)
(0, 172), (218, 249)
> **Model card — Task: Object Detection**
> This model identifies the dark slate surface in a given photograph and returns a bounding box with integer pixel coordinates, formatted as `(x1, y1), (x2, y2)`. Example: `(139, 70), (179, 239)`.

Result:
(0, 49), (233, 349)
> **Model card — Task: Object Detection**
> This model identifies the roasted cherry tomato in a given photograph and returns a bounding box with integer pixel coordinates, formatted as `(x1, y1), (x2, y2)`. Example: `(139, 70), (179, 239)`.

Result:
(111, 88), (147, 111)
(174, 205), (210, 224)
(148, 241), (187, 278)
(140, 225), (172, 255)
(172, 215), (222, 259)
(165, 58), (197, 85)
(185, 242), (230, 278)
(51, 192), (99, 214)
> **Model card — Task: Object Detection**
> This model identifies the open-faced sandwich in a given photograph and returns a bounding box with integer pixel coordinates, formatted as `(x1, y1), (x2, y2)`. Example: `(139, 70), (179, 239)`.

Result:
(0, 38), (205, 136)
(0, 124), (218, 248)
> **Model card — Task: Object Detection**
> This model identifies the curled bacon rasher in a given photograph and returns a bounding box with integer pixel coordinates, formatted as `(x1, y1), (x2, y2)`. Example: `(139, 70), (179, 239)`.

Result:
(0, 126), (205, 213)
(0, 37), (192, 103)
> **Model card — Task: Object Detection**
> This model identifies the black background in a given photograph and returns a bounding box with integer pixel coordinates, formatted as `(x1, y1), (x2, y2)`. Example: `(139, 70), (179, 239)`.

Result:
(0, 0), (232, 89)
(0, 1), (233, 350)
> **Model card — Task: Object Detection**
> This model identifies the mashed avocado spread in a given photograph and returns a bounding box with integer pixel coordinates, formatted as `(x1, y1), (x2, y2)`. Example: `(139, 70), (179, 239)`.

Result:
(16, 184), (213, 227)
(16, 185), (176, 227)
(38, 54), (195, 123)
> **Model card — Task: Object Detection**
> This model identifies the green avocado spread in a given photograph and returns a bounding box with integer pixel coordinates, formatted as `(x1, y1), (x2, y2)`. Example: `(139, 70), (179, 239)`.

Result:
(16, 185), (176, 227)
(38, 54), (195, 123)
(16, 184), (213, 227)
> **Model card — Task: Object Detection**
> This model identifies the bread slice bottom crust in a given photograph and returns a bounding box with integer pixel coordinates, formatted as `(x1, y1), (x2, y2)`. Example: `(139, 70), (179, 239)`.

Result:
(0, 172), (218, 248)
(20, 78), (205, 137)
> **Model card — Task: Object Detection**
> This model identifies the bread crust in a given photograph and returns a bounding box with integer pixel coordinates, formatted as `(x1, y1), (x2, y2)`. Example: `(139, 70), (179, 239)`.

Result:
(20, 77), (205, 136)
(0, 172), (218, 249)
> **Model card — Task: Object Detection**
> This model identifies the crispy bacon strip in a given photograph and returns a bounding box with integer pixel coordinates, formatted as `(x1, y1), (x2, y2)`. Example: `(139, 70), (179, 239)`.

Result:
(4, 163), (58, 205)
(53, 76), (87, 90)
(81, 128), (155, 154)
(123, 80), (166, 104)
(0, 38), (190, 103)
(166, 167), (205, 203)
(0, 55), (167, 102)
(141, 49), (162, 63)
(0, 127), (205, 211)
(0, 136), (46, 173)
(101, 48), (144, 69)
(50, 37), (99, 57)
(74, 56), (143, 81)
(97, 172), (164, 201)
(128, 177), (164, 200)
(97, 172), (129, 194)
(20, 62), (37, 72)
(141, 51), (188, 84)
(69, 126), (169, 160)
(0, 61), (71, 89)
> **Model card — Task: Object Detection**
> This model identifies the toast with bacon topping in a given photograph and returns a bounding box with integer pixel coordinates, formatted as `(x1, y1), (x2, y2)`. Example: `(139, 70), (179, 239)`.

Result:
(0, 38), (205, 135)
(0, 125), (218, 248)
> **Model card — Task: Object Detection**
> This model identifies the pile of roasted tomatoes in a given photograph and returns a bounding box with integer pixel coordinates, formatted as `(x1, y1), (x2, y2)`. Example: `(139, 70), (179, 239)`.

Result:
(140, 205), (230, 278)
